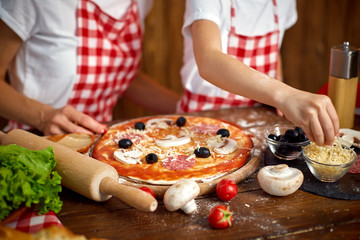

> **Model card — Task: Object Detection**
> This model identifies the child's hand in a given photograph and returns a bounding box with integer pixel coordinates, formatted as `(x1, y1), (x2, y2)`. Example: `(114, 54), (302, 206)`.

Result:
(40, 105), (107, 135)
(279, 91), (339, 146)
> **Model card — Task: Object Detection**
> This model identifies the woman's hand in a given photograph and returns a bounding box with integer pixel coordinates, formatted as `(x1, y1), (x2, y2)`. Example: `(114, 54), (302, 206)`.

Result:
(40, 105), (107, 135)
(279, 91), (339, 146)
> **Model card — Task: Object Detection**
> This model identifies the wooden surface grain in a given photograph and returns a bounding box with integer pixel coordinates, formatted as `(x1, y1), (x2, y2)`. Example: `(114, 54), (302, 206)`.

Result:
(58, 106), (360, 240)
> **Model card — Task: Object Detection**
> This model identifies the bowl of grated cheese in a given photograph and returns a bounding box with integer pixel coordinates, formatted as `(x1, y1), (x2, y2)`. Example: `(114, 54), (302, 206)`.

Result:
(302, 141), (357, 182)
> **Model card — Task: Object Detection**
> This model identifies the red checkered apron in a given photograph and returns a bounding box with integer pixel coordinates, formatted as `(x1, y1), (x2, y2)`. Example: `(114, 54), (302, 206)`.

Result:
(4, 0), (142, 132)
(68, 0), (142, 123)
(178, 0), (280, 113)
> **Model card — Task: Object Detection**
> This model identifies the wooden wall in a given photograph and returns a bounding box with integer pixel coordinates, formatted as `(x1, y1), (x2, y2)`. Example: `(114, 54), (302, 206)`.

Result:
(115, 0), (360, 120)
(281, 0), (360, 93)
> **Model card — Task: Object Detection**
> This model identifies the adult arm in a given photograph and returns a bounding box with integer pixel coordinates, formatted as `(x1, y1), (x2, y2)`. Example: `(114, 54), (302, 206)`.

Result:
(191, 19), (338, 146)
(0, 20), (106, 135)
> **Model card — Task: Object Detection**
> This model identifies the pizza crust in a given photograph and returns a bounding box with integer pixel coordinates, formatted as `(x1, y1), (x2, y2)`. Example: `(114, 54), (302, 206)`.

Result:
(88, 115), (260, 196)
(117, 145), (260, 198)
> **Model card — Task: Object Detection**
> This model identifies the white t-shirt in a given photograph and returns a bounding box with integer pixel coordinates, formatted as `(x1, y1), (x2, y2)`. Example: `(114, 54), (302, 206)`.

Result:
(0, 0), (152, 109)
(180, 0), (297, 97)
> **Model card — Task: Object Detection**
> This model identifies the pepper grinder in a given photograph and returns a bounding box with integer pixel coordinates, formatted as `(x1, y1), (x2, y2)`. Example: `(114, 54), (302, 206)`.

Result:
(328, 42), (359, 128)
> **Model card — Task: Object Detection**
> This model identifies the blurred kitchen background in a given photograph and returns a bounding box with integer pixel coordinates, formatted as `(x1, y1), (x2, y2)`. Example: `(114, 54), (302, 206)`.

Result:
(115, 0), (360, 119)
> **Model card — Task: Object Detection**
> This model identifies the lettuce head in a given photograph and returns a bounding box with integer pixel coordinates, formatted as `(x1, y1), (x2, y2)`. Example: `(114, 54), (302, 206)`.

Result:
(0, 144), (62, 221)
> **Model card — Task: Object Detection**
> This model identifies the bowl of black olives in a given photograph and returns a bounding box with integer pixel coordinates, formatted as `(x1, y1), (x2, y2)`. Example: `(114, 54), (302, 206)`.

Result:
(264, 124), (310, 160)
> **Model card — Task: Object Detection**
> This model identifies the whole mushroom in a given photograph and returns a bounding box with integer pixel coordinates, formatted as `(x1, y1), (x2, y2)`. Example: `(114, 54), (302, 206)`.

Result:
(257, 164), (303, 196)
(163, 179), (200, 214)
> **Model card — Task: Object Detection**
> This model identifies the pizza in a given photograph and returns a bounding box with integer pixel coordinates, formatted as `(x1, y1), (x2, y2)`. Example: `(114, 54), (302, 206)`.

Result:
(91, 115), (253, 184)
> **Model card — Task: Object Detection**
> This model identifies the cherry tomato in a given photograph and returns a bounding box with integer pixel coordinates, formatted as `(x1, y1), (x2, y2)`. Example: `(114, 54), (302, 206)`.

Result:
(216, 179), (238, 201)
(208, 205), (233, 229)
(139, 186), (156, 198)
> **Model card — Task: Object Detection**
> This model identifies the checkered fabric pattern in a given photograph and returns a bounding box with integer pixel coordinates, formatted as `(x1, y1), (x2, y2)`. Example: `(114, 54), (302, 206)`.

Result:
(178, 89), (261, 113)
(178, 0), (279, 113)
(5, 209), (62, 234)
(68, 0), (142, 123)
(4, 0), (142, 132)
(228, 0), (279, 77)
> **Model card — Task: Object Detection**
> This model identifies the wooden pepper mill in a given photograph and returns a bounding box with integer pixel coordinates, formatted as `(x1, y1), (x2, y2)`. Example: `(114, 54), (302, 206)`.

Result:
(328, 42), (359, 128)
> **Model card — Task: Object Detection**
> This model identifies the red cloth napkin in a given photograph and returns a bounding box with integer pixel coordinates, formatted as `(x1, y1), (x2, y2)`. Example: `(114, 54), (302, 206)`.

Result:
(4, 208), (62, 234)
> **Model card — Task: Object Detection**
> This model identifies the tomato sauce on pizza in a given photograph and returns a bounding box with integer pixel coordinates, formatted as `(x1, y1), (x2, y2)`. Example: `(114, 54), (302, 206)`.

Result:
(91, 116), (252, 184)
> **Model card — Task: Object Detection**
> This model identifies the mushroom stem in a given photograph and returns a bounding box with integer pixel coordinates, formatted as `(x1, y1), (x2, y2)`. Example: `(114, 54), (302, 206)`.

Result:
(180, 199), (197, 214)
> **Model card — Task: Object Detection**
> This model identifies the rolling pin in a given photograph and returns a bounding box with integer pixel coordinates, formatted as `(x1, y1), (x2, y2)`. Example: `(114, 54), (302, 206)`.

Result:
(0, 129), (157, 212)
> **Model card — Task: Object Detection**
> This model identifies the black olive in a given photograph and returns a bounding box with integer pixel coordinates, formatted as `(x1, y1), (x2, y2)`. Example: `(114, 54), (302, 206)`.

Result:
(268, 134), (277, 141)
(134, 121), (145, 130)
(194, 147), (211, 158)
(276, 134), (283, 141)
(216, 129), (230, 138)
(295, 126), (304, 135)
(279, 136), (289, 143)
(295, 126), (308, 142)
(118, 139), (133, 149)
(284, 129), (299, 142)
(145, 153), (158, 164)
(300, 134), (309, 142)
(176, 116), (186, 127)
(276, 145), (289, 156)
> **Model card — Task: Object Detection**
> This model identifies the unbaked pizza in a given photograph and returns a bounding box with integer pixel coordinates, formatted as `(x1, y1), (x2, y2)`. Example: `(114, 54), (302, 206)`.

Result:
(91, 115), (253, 184)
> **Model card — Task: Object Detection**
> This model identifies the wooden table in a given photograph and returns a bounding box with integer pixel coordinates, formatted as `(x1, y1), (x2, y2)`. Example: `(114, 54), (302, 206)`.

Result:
(58, 106), (360, 240)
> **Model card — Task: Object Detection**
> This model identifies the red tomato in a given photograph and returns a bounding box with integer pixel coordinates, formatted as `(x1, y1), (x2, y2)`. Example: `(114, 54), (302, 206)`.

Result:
(139, 186), (156, 198)
(208, 205), (233, 229)
(216, 179), (238, 201)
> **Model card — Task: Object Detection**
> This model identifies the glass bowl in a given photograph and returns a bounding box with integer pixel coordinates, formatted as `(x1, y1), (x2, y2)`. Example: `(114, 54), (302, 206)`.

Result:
(264, 124), (310, 160)
(302, 145), (357, 182)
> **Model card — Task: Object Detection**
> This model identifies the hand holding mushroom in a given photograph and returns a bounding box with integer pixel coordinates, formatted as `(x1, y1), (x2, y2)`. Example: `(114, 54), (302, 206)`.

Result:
(257, 164), (304, 196)
(163, 179), (200, 214)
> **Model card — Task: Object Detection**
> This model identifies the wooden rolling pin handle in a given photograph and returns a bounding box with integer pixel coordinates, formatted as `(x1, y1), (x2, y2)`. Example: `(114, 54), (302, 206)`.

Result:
(100, 177), (158, 212)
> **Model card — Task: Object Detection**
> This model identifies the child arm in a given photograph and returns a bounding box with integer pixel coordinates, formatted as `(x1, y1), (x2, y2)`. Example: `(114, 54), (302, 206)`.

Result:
(190, 19), (339, 146)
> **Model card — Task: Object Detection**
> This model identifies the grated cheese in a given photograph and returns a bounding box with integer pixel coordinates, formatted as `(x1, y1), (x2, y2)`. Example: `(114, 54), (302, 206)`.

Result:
(303, 140), (354, 165)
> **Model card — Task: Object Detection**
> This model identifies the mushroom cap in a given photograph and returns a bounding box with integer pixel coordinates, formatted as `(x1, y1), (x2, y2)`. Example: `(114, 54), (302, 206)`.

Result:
(163, 179), (200, 212)
(146, 118), (174, 129)
(257, 164), (304, 196)
(155, 135), (191, 148)
(113, 149), (142, 164)
(213, 138), (238, 154)
(339, 128), (360, 148)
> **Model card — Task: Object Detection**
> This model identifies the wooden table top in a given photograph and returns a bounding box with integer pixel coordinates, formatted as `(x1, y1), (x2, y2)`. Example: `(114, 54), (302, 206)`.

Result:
(58, 106), (360, 240)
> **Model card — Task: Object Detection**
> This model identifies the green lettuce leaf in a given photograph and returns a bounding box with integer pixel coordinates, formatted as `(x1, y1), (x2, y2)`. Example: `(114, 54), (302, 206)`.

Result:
(0, 144), (62, 221)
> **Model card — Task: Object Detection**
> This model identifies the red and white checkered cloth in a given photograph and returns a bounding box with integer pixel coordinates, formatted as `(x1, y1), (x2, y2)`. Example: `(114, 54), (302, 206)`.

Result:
(5, 208), (62, 234)
(68, 0), (142, 123)
(177, 0), (280, 113)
